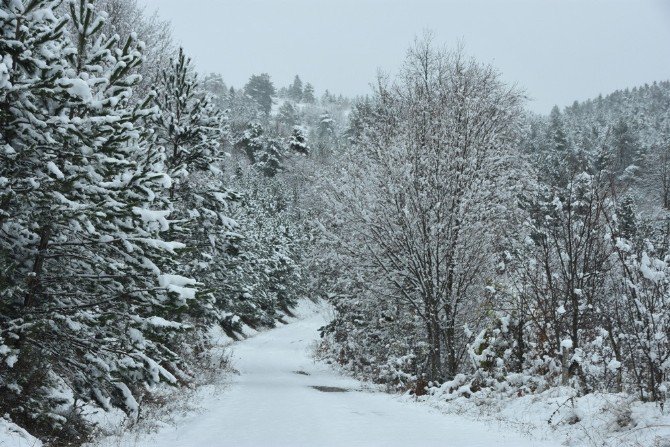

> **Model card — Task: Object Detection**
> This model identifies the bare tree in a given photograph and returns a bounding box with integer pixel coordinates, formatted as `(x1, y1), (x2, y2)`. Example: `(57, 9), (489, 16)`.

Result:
(320, 36), (524, 381)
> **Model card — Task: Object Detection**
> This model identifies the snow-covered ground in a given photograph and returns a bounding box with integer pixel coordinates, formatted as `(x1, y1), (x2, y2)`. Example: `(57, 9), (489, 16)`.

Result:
(413, 381), (670, 447)
(92, 301), (561, 447)
(0, 418), (42, 447)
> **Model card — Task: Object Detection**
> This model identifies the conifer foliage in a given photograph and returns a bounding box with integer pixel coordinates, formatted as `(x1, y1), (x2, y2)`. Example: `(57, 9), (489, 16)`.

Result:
(0, 1), (306, 444)
(0, 0), (193, 441)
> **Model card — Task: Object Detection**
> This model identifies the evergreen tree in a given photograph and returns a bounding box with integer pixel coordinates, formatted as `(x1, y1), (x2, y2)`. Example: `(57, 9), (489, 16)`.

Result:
(202, 72), (228, 109)
(617, 195), (637, 241)
(314, 112), (337, 156)
(97, 0), (174, 97)
(225, 168), (306, 327)
(244, 73), (276, 115)
(287, 75), (303, 102)
(257, 138), (286, 178)
(235, 122), (285, 176)
(288, 126), (310, 155)
(1, 1), (190, 440)
(236, 121), (266, 165)
(153, 47), (237, 332)
(611, 118), (640, 174)
(302, 82), (316, 104)
(277, 101), (298, 129)
(154, 48), (225, 191)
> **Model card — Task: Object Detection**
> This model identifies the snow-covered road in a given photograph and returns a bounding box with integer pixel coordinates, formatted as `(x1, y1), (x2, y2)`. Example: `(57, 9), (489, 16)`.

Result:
(106, 303), (563, 447)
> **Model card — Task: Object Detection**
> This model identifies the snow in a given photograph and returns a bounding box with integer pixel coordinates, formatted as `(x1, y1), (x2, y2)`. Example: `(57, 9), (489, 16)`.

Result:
(615, 237), (632, 252)
(0, 56), (11, 89)
(419, 384), (670, 447)
(46, 161), (65, 179)
(157, 274), (197, 302)
(0, 418), (42, 447)
(58, 78), (93, 102)
(640, 252), (665, 282)
(607, 359), (622, 371)
(144, 316), (188, 329)
(93, 301), (561, 447)
(5, 354), (18, 367)
(133, 207), (172, 231)
(114, 382), (139, 416)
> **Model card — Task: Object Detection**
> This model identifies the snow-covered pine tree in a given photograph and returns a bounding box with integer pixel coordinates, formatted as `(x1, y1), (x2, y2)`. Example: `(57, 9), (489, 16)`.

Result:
(235, 121), (265, 165)
(288, 126), (309, 156)
(1, 0), (68, 307)
(224, 166), (306, 328)
(97, 0), (174, 97)
(152, 47), (239, 332)
(1, 1), (193, 441)
(314, 112), (337, 157)
(235, 122), (288, 177)
(256, 137), (286, 178)
(202, 72), (228, 109)
(154, 47), (225, 190)
(287, 75), (303, 102)
(302, 82), (315, 104)
(244, 73), (276, 115)
(277, 101), (298, 131)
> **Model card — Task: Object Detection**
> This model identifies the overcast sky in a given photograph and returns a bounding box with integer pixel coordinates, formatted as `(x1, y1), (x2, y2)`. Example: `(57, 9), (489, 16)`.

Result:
(139, 0), (670, 114)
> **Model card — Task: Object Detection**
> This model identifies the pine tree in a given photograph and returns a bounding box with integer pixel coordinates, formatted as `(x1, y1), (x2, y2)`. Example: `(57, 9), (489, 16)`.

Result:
(225, 168), (306, 328)
(236, 121), (265, 165)
(611, 118), (640, 175)
(287, 75), (303, 102)
(1, 1), (192, 440)
(288, 126), (310, 155)
(235, 122), (286, 177)
(302, 82), (316, 104)
(153, 47), (236, 331)
(617, 195), (637, 241)
(202, 72), (228, 109)
(244, 73), (276, 115)
(277, 101), (298, 129)
(154, 48), (225, 187)
(315, 112), (337, 157)
(257, 138), (286, 177)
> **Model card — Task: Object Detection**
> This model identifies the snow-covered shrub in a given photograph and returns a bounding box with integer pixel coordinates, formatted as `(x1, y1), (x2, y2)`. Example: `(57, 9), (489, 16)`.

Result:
(468, 312), (518, 389)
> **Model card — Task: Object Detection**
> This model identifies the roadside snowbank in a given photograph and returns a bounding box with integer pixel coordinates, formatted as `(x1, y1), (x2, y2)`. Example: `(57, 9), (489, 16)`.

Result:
(409, 380), (670, 447)
(86, 299), (326, 446)
(0, 418), (42, 447)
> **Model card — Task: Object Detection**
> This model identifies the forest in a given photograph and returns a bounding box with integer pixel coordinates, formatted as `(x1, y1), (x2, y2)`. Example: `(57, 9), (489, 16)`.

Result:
(1, 1), (670, 446)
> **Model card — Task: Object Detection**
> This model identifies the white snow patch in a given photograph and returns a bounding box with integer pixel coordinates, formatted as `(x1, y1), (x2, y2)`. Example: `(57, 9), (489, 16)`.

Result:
(157, 274), (197, 302)
(46, 161), (65, 179)
(0, 418), (42, 447)
(59, 78), (93, 102)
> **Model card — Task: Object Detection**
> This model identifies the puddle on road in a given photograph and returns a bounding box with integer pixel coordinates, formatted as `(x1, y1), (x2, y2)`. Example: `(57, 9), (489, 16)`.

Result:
(311, 386), (348, 393)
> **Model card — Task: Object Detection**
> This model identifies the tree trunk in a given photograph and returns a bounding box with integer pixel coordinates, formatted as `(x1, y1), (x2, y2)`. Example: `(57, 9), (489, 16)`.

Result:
(425, 301), (442, 382)
(24, 225), (51, 307)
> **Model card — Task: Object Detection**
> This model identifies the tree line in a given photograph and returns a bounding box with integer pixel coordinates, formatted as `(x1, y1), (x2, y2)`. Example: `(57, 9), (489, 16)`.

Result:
(313, 37), (670, 408)
(0, 0), (342, 444)
(4, 1), (669, 445)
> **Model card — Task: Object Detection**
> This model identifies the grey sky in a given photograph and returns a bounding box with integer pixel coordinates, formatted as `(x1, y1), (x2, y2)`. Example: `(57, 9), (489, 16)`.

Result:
(139, 0), (670, 114)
